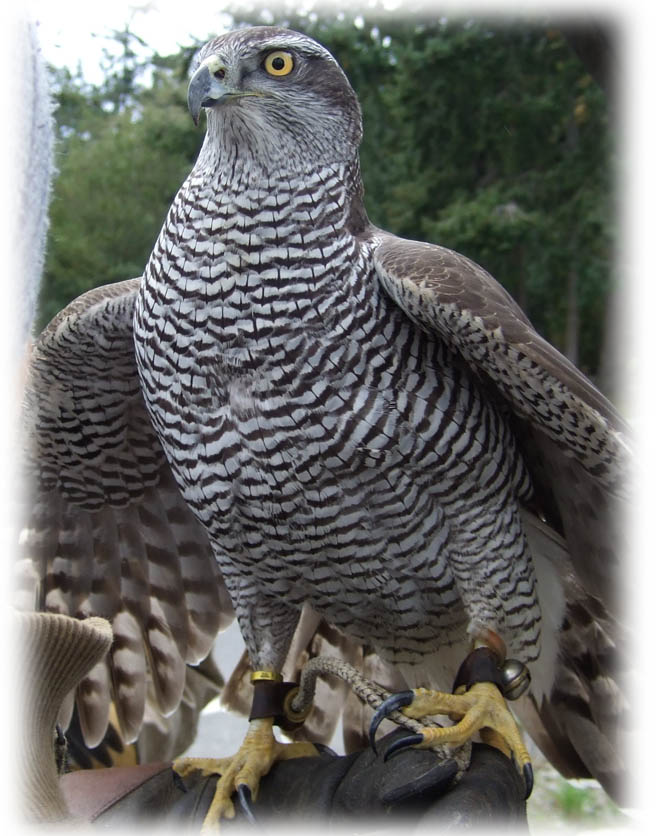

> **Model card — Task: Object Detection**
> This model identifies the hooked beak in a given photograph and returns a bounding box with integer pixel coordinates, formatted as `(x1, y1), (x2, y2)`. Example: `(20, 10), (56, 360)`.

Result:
(187, 58), (229, 126)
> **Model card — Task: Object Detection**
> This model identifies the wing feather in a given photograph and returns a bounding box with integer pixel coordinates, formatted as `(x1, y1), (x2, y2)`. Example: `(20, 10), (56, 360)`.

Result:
(19, 279), (234, 745)
(373, 236), (628, 475)
(374, 234), (629, 607)
(373, 233), (631, 799)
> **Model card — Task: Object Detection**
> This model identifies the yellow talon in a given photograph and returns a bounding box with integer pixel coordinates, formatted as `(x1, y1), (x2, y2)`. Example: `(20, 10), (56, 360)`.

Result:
(174, 717), (318, 831)
(371, 678), (533, 797)
(404, 682), (531, 769)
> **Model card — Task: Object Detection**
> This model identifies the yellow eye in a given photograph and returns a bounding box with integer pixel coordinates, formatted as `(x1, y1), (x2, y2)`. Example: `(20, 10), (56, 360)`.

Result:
(263, 51), (294, 77)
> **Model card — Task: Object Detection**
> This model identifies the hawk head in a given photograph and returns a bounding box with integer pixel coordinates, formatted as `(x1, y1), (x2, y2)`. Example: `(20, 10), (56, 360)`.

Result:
(188, 27), (362, 171)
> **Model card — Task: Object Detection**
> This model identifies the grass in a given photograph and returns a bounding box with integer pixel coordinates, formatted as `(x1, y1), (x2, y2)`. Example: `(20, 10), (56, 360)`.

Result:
(527, 762), (628, 832)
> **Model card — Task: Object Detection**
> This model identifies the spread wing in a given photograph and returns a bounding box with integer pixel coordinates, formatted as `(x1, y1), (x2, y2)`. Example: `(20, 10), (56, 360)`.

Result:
(372, 233), (631, 800)
(17, 279), (234, 747)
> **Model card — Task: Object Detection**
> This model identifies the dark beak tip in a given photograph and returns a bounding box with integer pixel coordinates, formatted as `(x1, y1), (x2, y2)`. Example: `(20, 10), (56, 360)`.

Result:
(188, 63), (216, 127)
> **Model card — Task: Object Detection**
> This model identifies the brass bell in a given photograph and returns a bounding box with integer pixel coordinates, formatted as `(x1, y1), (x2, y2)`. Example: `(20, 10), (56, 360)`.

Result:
(500, 659), (531, 700)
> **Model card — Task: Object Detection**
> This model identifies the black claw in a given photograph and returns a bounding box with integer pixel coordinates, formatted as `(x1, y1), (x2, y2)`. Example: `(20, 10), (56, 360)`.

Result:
(523, 763), (534, 799)
(369, 690), (415, 753)
(383, 733), (425, 762)
(236, 784), (258, 825)
(312, 742), (338, 757)
(54, 724), (68, 774)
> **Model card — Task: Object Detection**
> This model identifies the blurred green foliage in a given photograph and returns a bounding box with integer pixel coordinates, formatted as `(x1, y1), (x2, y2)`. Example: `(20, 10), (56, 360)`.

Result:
(526, 765), (625, 830)
(40, 8), (614, 381)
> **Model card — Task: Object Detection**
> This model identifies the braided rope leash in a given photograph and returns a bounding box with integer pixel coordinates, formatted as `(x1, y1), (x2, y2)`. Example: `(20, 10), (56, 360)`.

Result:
(287, 656), (430, 736)
(287, 655), (471, 779)
(279, 650), (530, 794)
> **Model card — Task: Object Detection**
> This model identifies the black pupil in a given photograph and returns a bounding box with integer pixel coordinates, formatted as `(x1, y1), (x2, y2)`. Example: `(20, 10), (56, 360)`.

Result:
(272, 56), (286, 70)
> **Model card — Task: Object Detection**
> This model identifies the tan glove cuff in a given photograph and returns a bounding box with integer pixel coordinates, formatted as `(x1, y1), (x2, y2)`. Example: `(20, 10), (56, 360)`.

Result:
(15, 612), (113, 822)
